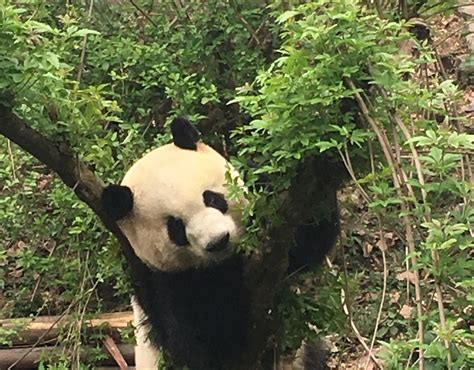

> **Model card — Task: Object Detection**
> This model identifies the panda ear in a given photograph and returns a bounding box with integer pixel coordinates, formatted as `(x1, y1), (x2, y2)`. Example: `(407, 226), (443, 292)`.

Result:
(171, 117), (200, 150)
(101, 185), (133, 221)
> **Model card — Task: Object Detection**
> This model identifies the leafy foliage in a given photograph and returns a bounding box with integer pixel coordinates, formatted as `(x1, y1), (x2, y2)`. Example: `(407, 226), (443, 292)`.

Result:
(232, 0), (473, 367)
(0, 0), (273, 366)
(0, 0), (472, 368)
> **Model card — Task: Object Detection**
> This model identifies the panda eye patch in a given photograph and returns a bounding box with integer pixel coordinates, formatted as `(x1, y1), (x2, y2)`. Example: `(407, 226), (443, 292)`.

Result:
(203, 190), (228, 214)
(167, 216), (190, 247)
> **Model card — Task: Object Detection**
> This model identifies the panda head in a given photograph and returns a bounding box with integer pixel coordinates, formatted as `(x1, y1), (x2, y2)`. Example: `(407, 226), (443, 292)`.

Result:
(102, 118), (245, 272)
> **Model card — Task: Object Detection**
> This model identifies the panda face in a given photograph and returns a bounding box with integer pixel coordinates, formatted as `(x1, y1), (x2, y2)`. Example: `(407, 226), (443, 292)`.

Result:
(102, 119), (245, 272)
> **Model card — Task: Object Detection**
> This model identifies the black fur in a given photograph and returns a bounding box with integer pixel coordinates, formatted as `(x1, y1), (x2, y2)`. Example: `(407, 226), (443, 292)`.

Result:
(131, 256), (248, 370)
(171, 117), (200, 150)
(203, 190), (228, 214)
(167, 216), (190, 247)
(101, 185), (133, 221)
(205, 232), (229, 252)
(287, 158), (343, 274)
(288, 207), (339, 273)
(295, 342), (328, 370)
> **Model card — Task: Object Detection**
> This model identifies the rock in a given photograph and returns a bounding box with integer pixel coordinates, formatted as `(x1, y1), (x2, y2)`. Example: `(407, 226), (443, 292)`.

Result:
(467, 23), (474, 52)
(458, 55), (474, 87)
(468, 35), (474, 52)
(409, 18), (431, 41)
(464, 102), (474, 113)
(440, 54), (458, 73)
(457, 2), (474, 18)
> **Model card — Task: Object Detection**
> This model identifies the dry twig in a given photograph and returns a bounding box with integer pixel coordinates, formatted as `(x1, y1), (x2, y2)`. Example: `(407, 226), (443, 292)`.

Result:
(128, 0), (159, 28)
(345, 78), (426, 370)
(391, 110), (453, 369)
(77, 0), (95, 83)
(365, 224), (388, 370)
(337, 148), (381, 368)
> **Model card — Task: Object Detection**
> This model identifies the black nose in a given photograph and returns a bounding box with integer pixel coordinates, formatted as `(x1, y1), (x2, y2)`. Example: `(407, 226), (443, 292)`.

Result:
(205, 233), (230, 252)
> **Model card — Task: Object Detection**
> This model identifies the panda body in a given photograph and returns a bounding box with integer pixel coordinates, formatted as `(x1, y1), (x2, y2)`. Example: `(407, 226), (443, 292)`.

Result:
(102, 118), (249, 369)
(131, 251), (247, 369)
(102, 118), (336, 369)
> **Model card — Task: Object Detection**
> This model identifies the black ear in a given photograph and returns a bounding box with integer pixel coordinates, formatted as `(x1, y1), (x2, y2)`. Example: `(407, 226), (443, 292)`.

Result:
(101, 185), (133, 221)
(171, 117), (200, 150)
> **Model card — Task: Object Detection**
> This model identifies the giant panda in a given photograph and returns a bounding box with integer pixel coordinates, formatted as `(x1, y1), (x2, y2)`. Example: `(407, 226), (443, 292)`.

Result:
(101, 117), (339, 369)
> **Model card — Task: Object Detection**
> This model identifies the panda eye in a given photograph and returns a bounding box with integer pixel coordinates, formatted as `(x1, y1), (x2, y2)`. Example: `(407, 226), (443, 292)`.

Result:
(203, 190), (228, 214)
(166, 216), (190, 247)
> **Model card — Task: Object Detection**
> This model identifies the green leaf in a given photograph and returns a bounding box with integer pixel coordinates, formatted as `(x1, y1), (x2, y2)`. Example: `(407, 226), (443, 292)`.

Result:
(70, 28), (100, 38)
(27, 20), (54, 34)
(45, 52), (59, 69)
(277, 11), (301, 24)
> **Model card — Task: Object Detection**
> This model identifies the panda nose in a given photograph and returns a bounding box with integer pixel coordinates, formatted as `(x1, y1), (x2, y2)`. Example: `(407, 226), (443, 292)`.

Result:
(205, 233), (230, 252)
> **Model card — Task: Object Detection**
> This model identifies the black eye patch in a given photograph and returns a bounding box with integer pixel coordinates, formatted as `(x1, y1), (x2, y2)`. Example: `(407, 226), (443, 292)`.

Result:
(203, 190), (228, 214)
(167, 216), (190, 247)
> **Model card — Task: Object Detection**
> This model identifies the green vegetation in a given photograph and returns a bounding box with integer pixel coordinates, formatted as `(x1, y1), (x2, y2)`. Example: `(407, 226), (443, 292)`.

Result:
(1, 0), (472, 368)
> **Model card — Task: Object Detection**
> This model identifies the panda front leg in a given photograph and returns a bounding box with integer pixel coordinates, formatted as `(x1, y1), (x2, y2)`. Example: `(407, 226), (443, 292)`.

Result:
(288, 193), (340, 273)
(132, 297), (159, 369)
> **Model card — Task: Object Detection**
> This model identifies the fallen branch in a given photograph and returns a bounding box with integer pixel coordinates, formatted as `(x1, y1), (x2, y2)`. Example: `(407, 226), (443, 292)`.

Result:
(0, 311), (133, 347)
(103, 335), (129, 369)
(0, 344), (134, 368)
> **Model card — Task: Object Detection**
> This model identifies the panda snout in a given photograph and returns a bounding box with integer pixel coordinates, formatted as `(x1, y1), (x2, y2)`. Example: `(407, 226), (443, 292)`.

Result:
(205, 232), (230, 252)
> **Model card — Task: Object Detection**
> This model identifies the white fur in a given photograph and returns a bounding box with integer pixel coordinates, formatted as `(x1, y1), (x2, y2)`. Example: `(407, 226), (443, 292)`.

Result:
(187, 207), (237, 256)
(132, 298), (159, 369)
(117, 142), (245, 272)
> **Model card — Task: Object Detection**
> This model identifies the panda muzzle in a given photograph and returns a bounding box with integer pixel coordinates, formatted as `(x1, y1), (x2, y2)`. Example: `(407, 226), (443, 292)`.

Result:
(205, 233), (230, 252)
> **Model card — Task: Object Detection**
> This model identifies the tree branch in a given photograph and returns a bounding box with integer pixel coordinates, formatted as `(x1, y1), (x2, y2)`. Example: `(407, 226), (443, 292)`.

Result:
(0, 104), (134, 259)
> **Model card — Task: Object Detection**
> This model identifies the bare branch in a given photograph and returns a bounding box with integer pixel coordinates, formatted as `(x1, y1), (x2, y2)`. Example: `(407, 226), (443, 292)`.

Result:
(129, 0), (159, 28)
(229, 0), (265, 48)
(345, 79), (426, 370)
(77, 0), (95, 83)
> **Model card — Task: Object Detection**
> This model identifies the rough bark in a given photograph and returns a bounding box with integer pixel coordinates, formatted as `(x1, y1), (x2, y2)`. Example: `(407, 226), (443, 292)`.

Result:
(238, 157), (342, 369)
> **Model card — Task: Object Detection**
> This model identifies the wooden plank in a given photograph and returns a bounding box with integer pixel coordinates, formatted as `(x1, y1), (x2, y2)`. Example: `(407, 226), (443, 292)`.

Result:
(0, 311), (134, 347)
(103, 335), (129, 369)
(0, 344), (134, 368)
